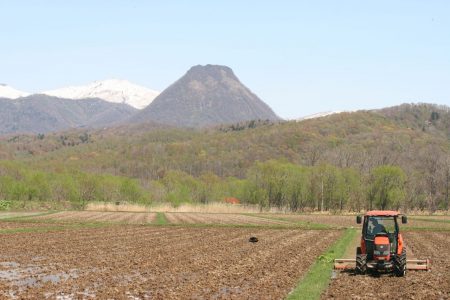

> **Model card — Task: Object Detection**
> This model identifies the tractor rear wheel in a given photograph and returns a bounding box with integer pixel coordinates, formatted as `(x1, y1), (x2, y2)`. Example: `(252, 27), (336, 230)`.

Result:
(355, 247), (367, 275)
(394, 248), (406, 277)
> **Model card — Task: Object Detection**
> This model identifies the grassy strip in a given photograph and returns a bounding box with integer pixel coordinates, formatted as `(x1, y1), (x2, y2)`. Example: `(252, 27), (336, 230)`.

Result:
(409, 217), (450, 223)
(244, 213), (334, 230)
(3, 214), (301, 229)
(1, 215), (301, 230)
(286, 228), (357, 300)
(403, 226), (450, 232)
(155, 212), (168, 225)
(145, 222), (337, 230)
(0, 211), (59, 221)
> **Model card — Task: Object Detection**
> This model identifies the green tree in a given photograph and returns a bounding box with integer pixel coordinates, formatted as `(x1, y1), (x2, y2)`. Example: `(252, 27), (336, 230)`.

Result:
(76, 173), (100, 209)
(120, 178), (147, 204)
(369, 165), (406, 210)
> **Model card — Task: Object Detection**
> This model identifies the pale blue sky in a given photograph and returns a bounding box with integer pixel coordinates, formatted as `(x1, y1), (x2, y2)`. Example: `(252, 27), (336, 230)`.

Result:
(1, 1), (449, 118)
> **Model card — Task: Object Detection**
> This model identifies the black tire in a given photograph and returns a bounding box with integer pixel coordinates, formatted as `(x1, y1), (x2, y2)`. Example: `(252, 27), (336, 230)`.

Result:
(394, 248), (406, 277)
(355, 247), (367, 275)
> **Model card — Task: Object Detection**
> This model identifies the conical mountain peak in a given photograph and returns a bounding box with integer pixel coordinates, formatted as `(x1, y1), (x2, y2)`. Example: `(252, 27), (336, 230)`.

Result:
(133, 65), (280, 127)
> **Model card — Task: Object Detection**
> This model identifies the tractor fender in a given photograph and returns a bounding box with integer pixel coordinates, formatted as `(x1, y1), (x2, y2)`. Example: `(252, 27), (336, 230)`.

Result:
(397, 233), (404, 255)
(361, 237), (366, 254)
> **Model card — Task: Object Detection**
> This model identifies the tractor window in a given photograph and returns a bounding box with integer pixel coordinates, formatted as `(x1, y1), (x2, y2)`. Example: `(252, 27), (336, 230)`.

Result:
(366, 217), (396, 236)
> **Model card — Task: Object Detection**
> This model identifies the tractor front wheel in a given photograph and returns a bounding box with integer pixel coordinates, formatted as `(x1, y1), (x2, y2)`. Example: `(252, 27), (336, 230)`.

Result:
(394, 248), (406, 277)
(355, 247), (367, 275)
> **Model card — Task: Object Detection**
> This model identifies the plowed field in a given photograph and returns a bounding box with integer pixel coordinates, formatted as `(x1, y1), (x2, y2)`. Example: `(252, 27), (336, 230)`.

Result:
(322, 231), (450, 299)
(165, 212), (292, 225)
(0, 226), (340, 299)
(34, 211), (156, 224)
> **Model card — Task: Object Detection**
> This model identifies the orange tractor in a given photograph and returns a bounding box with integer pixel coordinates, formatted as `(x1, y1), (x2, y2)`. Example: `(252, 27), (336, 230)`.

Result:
(334, 210), (430, 276)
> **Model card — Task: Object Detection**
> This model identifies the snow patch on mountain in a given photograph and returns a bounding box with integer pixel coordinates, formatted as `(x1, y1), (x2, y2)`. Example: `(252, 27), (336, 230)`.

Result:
(296, 111), (349, 121)
(43, 79), (159, 109)
(0, 84), (30, 99)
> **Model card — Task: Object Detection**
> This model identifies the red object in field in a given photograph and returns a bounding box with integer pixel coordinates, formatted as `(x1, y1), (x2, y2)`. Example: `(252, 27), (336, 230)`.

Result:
(224, 197), (240, 205)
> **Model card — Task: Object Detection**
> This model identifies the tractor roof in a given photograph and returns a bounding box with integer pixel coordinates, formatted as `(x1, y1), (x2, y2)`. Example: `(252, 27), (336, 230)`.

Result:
(365, 210), (401, 217)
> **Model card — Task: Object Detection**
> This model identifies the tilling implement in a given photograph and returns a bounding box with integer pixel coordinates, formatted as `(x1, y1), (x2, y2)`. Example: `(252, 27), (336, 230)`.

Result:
(334, 211), (430, 276)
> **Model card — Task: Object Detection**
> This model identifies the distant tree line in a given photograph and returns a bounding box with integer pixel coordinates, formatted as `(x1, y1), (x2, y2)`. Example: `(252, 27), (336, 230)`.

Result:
(0, 159), (447, 212)
(0, 161), (146, 210)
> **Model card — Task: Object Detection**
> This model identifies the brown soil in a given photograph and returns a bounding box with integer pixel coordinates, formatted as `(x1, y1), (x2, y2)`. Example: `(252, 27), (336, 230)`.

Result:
(322, 231), (450, 299)
(0, 226), (341, 299)
(165, 212), (292, 225)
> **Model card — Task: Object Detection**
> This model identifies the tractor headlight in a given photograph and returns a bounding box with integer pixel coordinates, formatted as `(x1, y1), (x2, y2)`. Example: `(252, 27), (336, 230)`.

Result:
(374, 250), (381, 255)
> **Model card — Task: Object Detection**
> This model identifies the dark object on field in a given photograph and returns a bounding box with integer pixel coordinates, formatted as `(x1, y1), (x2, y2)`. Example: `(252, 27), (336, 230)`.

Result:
(334, 210), (430, 275)
(249, 236), (258, 243)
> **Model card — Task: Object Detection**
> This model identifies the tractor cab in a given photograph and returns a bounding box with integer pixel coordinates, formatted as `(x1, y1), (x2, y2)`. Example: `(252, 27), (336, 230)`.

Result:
(357, 211), (407, 262)
(356, 210), (408, 275)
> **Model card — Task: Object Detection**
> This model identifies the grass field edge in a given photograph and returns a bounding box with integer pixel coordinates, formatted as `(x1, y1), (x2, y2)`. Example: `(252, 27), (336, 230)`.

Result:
(241, 213), (334, 229)
(155, 212), (168, 225)
(286, 228), (357, 300)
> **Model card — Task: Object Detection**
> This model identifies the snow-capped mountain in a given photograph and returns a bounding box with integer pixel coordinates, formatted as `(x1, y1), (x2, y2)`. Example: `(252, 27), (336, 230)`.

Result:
(0, 84), (30, 99)
(43, 79), (159, 109)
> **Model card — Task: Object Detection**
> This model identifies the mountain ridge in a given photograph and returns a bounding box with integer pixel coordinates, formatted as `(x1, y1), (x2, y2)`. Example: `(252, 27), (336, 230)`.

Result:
(0, 94), (137, 134)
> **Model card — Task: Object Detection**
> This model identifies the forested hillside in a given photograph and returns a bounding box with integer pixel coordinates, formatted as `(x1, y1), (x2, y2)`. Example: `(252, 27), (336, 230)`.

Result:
(0, 103), (448, 212)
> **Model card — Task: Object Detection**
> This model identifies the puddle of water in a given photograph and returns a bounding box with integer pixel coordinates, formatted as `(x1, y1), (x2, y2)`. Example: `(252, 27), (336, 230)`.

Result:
(0, 261), (78, 289)
(0, 262), (20, 268)
(45, 289), (96, 300)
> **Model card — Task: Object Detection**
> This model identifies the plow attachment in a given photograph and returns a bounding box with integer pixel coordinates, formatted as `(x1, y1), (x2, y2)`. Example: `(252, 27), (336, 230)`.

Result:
(406, 259), (431, 270)
(334, 258), (431, 271)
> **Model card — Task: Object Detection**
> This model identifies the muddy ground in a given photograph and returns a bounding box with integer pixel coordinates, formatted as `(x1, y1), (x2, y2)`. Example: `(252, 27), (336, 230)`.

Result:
(322, 231), (450, 300)
(0, 226), (341, 299)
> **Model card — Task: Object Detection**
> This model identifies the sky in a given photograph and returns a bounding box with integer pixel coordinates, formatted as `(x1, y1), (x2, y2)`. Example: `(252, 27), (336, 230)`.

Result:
(1, 1), (449, 119)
